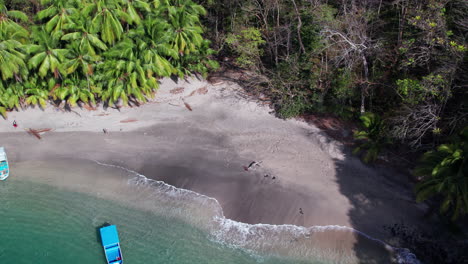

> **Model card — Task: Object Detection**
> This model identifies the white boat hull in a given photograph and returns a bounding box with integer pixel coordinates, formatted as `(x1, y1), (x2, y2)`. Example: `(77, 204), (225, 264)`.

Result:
(0, 147), (9, 181)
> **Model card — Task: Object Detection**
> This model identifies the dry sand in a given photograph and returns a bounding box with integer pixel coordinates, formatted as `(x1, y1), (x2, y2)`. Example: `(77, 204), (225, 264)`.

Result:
(0, 77), (429, 253)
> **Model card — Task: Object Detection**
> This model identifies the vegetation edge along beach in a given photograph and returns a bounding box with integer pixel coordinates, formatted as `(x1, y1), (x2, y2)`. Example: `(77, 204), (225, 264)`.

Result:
(1, 0), (467, 263)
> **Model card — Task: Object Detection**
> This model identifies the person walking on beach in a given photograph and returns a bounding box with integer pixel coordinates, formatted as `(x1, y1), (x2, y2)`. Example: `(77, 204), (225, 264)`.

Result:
(299, 208), (304, 215)
(13, 120), (17, 128)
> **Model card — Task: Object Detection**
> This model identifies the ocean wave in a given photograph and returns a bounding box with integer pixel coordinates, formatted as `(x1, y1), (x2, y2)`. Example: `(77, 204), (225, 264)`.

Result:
(93, 160), (420, 264)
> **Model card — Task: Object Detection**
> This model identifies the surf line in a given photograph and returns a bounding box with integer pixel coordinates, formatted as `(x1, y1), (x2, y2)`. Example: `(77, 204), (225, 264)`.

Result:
(91, 159), (420, 264)
(91, 160), (222, 212)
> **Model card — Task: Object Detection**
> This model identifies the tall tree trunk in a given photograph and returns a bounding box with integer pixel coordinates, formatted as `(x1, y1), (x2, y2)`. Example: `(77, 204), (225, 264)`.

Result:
(360, 54), (369, 113)
(291, 0), (306, 54)
(398, 2), (407, 47)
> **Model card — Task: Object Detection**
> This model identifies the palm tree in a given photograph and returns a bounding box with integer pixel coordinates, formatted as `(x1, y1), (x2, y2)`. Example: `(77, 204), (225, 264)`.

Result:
(353, 112), (389, 163)
(61, 17), (107, 56)
(121, 0), (151, 25)
(25, 88), (49, 108)
(81, 0), (130, 45)
(415, 126), (468, 220)
(0, 4), (29, 81)
(139, 19), (177, 77)
(27, 27), (68, 78)
(36, 0), (79, 36)
(0, 36), (28, 81)
(63, 42), (99, 74)
(0, 3), (29, 42)
(0, 82), (25, 110)
(165, 0), (205, 56)
(0, 96), (7, 118)
(97, 37), (156, 106)
(52, 79), (95, 107)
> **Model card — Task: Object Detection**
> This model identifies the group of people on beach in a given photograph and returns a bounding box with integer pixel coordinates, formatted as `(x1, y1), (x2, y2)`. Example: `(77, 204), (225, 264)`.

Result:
(243, 161), (277, 180)
(244, 160), (304, 215)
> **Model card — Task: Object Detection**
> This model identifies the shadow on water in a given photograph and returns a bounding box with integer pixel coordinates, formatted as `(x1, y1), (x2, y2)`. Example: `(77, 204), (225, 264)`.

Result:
(95, 222), (112, 244)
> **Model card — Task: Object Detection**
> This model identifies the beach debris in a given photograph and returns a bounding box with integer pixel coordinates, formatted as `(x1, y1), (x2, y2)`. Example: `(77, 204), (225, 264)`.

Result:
(249, 161), (261, 168)
(272, 176), (276, 180)
(120, 118), (138, 123)
(13, 120), (17, 128)
(25, 128), (52, 140)
(170, 87), (185, 94)
(197, 86), (208, 95)
(188, 90), (197, 97)
(181, 98), (193, 111)
(70, 109), (81, 117)
(35, 128), (52, 133)
(94, 113), (110, 116)
(243, 161), (261, 171)
(184, 102), (193, 111)
(211, 80), (224, 86)
(188, 86), (208, 97)
(207, 76), (224, 86)
(83, 104), (97, 111)
(264, 174), (269, 178)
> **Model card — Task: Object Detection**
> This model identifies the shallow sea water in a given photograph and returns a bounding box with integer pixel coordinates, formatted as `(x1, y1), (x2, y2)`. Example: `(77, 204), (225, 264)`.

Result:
(0, 179), (317, 264)
(0, 159), (420, 264)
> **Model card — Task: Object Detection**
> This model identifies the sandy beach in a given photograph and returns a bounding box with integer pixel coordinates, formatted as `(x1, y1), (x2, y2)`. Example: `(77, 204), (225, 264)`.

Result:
(0, 77), (428, 262)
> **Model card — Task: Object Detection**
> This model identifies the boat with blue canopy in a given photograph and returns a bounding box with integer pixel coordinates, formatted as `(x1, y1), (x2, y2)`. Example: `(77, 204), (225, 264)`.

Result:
(0, 147), (9, 181)
(99, 225), (123, 264)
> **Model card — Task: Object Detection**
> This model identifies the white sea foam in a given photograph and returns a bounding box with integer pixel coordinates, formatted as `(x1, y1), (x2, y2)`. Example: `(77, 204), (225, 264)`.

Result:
(93, 160), (420, 264)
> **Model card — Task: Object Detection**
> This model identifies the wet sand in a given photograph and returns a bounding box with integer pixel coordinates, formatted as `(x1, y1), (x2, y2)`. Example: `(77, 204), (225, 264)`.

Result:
(0, 77), (429, 262)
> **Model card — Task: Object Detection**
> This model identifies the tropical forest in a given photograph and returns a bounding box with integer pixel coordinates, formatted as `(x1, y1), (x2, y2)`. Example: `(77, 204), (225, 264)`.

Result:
(1, 0), (467, 263)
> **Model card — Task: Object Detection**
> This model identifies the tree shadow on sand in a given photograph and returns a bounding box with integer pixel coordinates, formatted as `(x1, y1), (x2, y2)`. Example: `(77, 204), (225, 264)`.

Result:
(332, 148), (433, 263)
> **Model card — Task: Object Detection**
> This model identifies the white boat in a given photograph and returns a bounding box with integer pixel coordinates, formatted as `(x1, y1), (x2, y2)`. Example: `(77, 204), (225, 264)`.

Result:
(0, 147), (9, 180)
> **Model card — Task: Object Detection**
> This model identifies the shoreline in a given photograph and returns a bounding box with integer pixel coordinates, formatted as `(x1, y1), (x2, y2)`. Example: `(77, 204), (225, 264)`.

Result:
(1, 77), (428, 262)
(10, 158), (404, 263)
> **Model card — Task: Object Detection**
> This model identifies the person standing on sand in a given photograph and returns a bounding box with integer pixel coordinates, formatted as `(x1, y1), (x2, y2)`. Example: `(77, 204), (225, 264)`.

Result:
(13, 120), (17, 128)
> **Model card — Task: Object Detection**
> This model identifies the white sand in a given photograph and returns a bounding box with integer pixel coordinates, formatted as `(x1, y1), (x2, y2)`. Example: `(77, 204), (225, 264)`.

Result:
(0, 76), (428, 245)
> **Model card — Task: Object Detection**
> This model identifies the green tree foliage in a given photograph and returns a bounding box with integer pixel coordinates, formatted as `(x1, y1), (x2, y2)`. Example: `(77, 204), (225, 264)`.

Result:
(53, 79), (95, 107)
(60, 17), (108, 56)
(225, 27), (265, 71)
(0, 0), (217, 115)
(353, 113), (389, 163)
(27, 27), (68, 78)
(82, 0), (129, 45)
(97, 37), (156, 106)
(415, 127), (468, 220)
(36, 0), (78, 35)
(0, 3), (29, 81)
(202, 0), (466, 154)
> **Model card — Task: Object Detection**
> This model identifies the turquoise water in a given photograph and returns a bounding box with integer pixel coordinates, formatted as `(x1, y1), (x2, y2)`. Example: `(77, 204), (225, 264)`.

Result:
(0, 158), (421, 264)
(0, 179), (313, 264)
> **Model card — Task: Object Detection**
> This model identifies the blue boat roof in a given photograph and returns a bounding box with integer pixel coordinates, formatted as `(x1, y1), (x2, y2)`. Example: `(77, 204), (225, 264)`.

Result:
(100, 225), (120, 247)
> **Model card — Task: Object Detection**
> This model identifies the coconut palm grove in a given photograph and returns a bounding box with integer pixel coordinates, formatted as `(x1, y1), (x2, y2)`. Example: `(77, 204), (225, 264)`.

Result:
(0, 0), (218, 113)
(1, 0), (467, 263)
